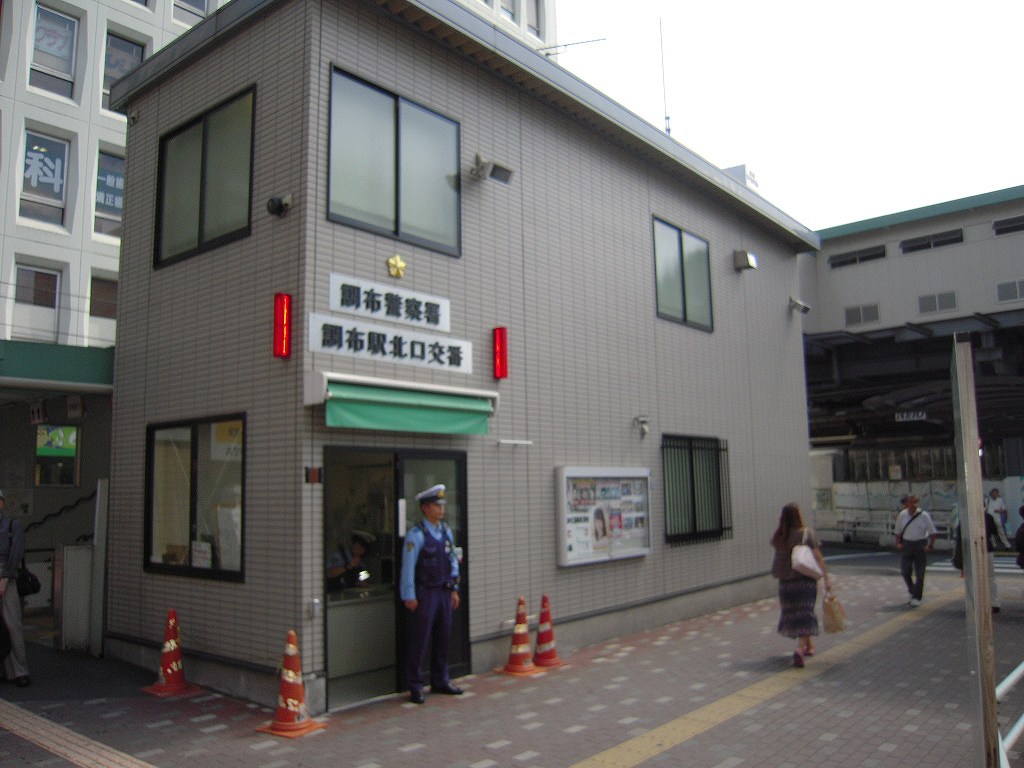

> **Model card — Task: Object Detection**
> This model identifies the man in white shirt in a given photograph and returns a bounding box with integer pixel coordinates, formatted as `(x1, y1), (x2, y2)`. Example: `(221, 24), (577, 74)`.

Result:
(895, 494), (938, 607)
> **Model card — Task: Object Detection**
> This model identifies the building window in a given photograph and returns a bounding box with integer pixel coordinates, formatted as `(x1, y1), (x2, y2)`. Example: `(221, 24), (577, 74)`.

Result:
(899, 229), (963, 254)
(827, 244), (885, 269)
(844, 303), (880, 326)
(22, 131), (69, 226)
(14, 266), (60, 342)
(330, 71), (460, 255)
(918, 291), (956, 314)
(16, 266), (58, 308)
(173, 0), (207, 26)
(95, 152), (125, 236)
(103, 33), (144, 110)
(90, 276), (117, 319)
(500, 0), (517, 21)
(526, 0), (541, 36)
(662, 435), (732, 543)
(156, 89), (254, 266)
(30, 5), (77, 98)
(146, 415), (245, 578)
(653, 218), (712, 330)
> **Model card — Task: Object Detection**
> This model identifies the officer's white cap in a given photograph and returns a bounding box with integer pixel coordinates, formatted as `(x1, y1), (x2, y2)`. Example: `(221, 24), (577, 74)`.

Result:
(416, 484), (446, 505)
(351, 530), (376, 546)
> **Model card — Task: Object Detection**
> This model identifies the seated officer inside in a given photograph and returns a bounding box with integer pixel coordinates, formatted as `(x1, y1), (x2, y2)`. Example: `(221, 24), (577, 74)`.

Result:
(326, 531), (375, 592)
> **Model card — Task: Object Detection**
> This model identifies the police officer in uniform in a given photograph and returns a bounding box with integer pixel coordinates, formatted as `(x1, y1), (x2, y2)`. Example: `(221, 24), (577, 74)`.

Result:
(401, 484), (463, 704)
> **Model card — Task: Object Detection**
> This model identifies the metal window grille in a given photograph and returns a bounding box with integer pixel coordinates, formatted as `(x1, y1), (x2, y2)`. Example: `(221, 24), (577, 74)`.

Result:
(662, 435), (732, 544)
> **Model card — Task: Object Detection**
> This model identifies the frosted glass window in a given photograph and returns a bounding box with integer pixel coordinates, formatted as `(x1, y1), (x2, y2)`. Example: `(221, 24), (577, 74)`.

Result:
(399, 101), (458, 250)
(653, 218), (712, 331)
(330, 70), (459, 255)
(156, 90), (253, 265)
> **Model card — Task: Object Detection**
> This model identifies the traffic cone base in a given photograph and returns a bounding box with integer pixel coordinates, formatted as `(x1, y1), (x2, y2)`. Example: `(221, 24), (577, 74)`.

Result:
(532, 594), (567, 668)
(144, 609), (203, 697)
(257, 630), (327, 738)
(496, 597), (542, 676)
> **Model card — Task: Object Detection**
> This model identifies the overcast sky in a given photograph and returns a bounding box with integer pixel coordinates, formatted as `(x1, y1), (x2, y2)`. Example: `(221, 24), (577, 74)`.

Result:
(553, 0), (1024, 231)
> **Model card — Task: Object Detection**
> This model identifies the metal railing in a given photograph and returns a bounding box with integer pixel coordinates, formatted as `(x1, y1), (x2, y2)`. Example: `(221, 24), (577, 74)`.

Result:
(996, 662), (1024, 765)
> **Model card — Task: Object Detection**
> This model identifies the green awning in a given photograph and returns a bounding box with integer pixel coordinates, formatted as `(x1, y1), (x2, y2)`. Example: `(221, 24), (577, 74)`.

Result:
(325, 382), (493, 435)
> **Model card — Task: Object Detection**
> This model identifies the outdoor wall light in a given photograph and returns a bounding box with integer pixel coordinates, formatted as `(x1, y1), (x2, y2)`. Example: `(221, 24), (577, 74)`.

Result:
(634, 415), (650, 439)
(733, 250), (758, 271)
(266, 194), (292, 217)
(469, 154), (514, 184)
(788, 296), (811, 315)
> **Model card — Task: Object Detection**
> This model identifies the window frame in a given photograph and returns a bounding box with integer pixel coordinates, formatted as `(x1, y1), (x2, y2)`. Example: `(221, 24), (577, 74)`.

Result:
(329, 69), (462, 257)
(144, 414), (246, 581)
(21, 130), (70, 225)
(652, 217), (713, 331)
(89, 275), (118, 319)
(95, 150), (125, 237)
(102, 32), (144, 111)
(173, 0), (207, 25)
(662, 435), (733, 544)
(30, 4), (78, 98)
(154, 88), (255, 268)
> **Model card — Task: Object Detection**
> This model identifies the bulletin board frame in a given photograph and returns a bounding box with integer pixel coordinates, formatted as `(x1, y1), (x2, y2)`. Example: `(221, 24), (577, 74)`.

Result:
(556, 466), (651, 566)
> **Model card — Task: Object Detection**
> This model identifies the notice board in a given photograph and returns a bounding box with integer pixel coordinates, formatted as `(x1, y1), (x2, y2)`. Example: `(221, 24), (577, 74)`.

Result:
(556, 466), (651, 566)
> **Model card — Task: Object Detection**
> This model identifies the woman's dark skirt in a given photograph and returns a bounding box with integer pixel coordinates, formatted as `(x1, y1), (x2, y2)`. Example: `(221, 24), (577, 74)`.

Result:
(777, 576), (819, 638)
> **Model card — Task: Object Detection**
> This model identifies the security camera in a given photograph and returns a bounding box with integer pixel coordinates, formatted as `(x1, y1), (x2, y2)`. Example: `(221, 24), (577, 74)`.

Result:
(789, 296), (811, 315)
(266, 194), (292, 218)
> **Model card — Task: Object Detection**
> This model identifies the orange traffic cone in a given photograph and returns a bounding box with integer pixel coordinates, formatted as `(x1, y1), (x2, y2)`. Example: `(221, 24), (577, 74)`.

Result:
(143, 609), (202, 697)
(496, 596), (541, 676)
(532, 594), (566, 668)
(257, 630), (326, 738)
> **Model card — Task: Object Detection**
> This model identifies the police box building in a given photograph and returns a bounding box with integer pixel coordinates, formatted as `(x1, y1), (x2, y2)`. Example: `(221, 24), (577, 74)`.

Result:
(107, 0), (819, 712)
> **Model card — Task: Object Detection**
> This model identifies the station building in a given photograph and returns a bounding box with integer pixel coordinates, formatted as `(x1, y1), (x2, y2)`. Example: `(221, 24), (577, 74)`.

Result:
(802, 187), (1024, 538)
(107, 0), (818, 712)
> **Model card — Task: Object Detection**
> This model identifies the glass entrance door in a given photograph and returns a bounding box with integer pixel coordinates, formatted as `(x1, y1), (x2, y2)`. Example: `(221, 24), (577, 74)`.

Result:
(324, 448), (468, 709)
(398, 452), (470, 681)
(324, 449), (397, 709)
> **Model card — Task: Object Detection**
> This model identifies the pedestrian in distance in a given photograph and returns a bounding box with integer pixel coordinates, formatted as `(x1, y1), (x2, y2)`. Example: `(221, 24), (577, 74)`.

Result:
(400, 484), (463, 704)
(0, 489), (30, 687)
(985, 488), (1010, 548)
(770, 502), (831, 668)
(894, 494), (938, 607)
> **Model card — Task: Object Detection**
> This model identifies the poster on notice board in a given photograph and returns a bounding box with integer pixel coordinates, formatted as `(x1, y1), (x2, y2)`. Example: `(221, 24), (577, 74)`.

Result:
(556, 466), (651, 566)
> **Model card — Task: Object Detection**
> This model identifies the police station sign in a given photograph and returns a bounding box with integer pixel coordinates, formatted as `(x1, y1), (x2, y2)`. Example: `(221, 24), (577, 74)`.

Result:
(308, 313), (473, 373)
(328, 274), (450, 332)
(311, 273), (470, 372)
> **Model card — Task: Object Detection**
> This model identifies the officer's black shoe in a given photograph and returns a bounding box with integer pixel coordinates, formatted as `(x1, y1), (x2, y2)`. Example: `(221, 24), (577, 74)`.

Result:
(12, 676), (30, 688)
(432, 684), (463, 695)
(409, 689), (425, 704)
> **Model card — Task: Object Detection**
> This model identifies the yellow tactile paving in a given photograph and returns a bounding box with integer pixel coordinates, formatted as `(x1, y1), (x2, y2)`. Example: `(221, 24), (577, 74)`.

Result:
(570, 588), (961, 768)
(0, 698), (158, 768)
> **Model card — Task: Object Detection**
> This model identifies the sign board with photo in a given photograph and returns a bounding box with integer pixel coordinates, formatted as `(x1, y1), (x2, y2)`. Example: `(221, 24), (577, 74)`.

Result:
(556, 466), (651, 566)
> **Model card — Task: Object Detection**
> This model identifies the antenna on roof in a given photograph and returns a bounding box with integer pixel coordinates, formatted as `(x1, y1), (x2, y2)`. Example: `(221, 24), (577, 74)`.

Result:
(660, 18), (670, 135)
(537, 38), (606, 57)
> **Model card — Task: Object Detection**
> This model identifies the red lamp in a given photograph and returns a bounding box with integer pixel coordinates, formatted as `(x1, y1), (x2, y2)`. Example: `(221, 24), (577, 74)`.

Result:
(493, 326), (508, 379)
(273, 293), (292, 359)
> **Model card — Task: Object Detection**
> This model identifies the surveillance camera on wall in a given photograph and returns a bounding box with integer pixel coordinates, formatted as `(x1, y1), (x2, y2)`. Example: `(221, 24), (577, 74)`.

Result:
(788, 296), (811, 315)
(267, 194), (293, 217)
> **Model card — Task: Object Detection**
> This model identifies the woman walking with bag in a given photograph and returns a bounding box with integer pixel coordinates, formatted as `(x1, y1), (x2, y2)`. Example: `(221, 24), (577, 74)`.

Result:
(771, 502), (831, 668)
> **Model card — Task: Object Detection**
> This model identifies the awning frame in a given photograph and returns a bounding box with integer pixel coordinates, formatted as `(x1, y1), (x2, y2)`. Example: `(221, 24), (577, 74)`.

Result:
(304, 370), (499, 412)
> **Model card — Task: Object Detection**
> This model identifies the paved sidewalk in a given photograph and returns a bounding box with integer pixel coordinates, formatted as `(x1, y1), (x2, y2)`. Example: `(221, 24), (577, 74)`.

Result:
(2, 557), (1023, 768)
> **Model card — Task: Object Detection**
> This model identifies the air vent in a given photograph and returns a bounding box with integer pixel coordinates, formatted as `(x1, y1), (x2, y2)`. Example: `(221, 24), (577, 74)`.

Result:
(899, 229), (963, 254)
(997, 280), (1024, 302)
(845, 303), (880, 326)
(828, 244), (885, 269)
(994, 215), (1024, 236)
(919, 291), (957, 314)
